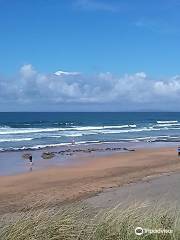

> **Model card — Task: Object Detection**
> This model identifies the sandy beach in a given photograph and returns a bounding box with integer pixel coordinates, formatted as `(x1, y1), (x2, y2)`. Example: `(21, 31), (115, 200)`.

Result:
(0, 146), (180, 215)
(84, 171), (180, 209)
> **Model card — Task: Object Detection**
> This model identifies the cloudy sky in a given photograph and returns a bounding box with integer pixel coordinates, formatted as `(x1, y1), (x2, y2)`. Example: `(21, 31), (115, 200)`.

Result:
(0, 0), (180, 111)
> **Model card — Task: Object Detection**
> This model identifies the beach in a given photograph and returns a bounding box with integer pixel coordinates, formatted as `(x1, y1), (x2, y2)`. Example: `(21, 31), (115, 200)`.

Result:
(1, 112), (180, 238)
(84, 171), (180, 209)
(1, 1), (180, 236)
(0, 145), (180, 215)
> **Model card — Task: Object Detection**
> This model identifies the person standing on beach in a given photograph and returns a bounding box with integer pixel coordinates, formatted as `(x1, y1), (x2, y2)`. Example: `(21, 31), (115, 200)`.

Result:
(29, 154), (33, 166)
(28, 154), (33, 172)
(29, 155), (33, 164)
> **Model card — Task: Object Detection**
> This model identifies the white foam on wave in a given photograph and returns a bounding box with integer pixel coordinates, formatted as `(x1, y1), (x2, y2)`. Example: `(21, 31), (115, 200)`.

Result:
(61, 133), (83, 137)
(0, 127), (66, 135)
(155, 123), (180, 127)
(0, 124), (137, 135)
(166, 127), (180, 131)
(45, 133), (92, 138)
(45, 126), (162, 136)
(99, 127), (161, 134)
(72, 125), (136, 131)
(136, 135), (170, 140)
(75, 140), (101, 145)
(0, 140), (102, 151)
(0, 125), (11, 129)
(72, 126), (105, 131)
(0, 138), (33, 143)
(103, 124), (136, 129)
(29, 143), (73, 149)
(129, 125), (137, 128)
(157, 120), (178, 124)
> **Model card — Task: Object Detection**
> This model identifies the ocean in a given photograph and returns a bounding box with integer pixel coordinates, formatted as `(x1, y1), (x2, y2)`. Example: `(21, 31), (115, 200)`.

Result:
(0, 112), (180, 152)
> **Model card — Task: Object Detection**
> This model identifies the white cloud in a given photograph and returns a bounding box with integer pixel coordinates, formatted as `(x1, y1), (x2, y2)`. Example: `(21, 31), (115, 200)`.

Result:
(54, 70), (81, 76)
(20, 64), (37, 79)
(154, 76), (180, 97)
(0, 64), (180, 110)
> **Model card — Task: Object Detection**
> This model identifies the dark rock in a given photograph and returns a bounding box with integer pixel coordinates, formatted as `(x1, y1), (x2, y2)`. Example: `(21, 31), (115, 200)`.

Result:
(41, 152), (55, 159)
(22, 153), (32, 160)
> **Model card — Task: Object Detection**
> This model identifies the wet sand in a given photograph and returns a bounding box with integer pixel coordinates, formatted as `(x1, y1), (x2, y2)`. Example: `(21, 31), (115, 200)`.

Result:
(0, 141), (177, 176)
(0, 146), (180, 215)
(0, 142), (137, 175)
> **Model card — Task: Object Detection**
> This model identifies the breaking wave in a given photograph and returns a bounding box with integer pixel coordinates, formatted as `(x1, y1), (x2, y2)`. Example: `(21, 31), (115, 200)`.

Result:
(157, 120), (178, 124)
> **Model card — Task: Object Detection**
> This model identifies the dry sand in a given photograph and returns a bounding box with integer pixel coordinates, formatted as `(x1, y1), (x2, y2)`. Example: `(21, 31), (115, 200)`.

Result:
(0, 147), (180, 215)
(84, 172), (180, 209)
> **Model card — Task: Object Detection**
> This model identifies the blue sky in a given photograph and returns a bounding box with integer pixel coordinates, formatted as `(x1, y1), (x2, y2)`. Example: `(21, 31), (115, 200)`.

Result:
(0, 0), (180, 111)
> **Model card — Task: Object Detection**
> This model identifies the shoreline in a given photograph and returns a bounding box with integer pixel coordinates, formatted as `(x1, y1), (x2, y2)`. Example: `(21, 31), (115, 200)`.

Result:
(0, 139), (179, 152)
(0, 141), (178, 176)
(0, 146), (180, 215)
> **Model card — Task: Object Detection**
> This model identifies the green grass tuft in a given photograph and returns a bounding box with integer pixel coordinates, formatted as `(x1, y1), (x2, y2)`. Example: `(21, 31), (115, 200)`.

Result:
(0, 202), (180, 240)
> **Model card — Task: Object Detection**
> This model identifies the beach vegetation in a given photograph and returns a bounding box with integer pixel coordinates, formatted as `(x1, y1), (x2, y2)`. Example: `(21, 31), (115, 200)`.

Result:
(0, 202), (179, 240)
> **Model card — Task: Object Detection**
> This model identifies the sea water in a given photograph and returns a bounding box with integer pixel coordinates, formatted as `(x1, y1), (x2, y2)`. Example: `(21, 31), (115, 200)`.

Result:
(0, 112), (180, 152)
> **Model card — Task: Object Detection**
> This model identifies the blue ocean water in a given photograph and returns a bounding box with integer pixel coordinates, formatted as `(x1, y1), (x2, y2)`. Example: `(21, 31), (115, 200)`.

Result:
(0, 112), (180, 151)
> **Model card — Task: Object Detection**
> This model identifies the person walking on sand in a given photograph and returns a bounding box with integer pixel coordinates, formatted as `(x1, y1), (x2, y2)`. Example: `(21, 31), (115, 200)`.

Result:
(29, 154), (33, 165)
(178, 146), (180, 156)
(28, 154), (33, 172)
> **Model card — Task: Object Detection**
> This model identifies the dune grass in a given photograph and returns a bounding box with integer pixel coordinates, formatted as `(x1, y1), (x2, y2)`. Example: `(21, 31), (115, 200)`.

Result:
(0, 201), (180, 240)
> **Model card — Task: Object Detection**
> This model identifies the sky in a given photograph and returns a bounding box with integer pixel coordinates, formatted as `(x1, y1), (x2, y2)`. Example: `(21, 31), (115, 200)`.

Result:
(0, 0), (180, 111)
